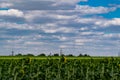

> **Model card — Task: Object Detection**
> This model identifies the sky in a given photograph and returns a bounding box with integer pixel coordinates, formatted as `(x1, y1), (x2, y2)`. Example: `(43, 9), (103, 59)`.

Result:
(0, 0), (120, 56)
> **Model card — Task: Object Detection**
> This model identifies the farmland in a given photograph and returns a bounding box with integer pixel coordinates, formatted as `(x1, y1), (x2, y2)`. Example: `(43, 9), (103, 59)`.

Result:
(0, 56), (120, 80)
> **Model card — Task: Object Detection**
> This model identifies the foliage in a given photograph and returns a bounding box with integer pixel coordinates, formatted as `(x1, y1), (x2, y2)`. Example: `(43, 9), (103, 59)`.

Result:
(15, 53), (23, 56)
(37, 53), (46, 56)
(0, 57), (120, 79)
(78, 53), (90, 57)
(66, 54), (74, 57)
(14, 53), (90, 57)
(53, 53), (59, 56)
(24, 54), (34, 56)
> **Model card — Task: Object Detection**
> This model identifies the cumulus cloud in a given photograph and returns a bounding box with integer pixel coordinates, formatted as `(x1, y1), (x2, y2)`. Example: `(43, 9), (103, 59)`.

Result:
(79, 27), (88, 31)
(75, 5), (116, 14)
(0, 22), (33, 30)
(75, 17), (120, 27)
(74, 17), (97, 24)
(24, 10), (77, 22)
(0, 3), (13, 8)
(42, 26), (74, 33)
(103, 33), (120, 38)
(80, 31), (104, 36)
(0, 9), (24, 17)
(75, 39), (92, 43)
(59, 45), (69, 48)
(52, 35), (68, 41)
(0, 22), (75, 34)
(95, 18), (120, 27)
(6, 39), (23, 44)
(25, 41), (43, 45)
(53, 0), (87, 6)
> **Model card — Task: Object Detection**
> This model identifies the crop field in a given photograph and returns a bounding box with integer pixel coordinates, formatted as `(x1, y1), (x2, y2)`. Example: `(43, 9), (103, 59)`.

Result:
(0, 56), (120, 80)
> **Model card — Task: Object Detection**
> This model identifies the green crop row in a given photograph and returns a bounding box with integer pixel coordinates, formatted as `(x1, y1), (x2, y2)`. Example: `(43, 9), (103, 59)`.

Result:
(0, 57), (120, 80)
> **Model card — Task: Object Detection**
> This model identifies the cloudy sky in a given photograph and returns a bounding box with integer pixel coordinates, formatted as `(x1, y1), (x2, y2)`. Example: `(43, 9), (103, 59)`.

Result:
(0, 0), (120, 56)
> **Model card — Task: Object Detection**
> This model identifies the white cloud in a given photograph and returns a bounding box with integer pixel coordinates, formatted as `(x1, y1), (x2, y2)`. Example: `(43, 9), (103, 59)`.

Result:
(43, 27), (73, 33)
(0, 22), (34, 30)
(75, 39), (92, 43)
(103, 33), (120, 38)
(75, 17), (98, 24)
(80, 31), (104, 36)
(52, 35), (67, 41)
(25, 41), (43, 45)
(59, 45), (68, 48)
(0, 3), (13, 8)
(24, 11), (46, 22)
(74, 38), (93, 46)
(52, 0), (87, 6)
(52, 14), (77, 20)
(24, 10), (77, 22)
(81, 32), (93, 35)
(6, 39), (23, 44)
(75, 42), (84, 46)
(95, 18), (120, 27)
(75, 5), (116, 14)
(79, 27), (88, 31)
(0, 22), (74, 34)
(0, 9), (24, 17)
(40, 23), (74, 33)
(75, 17), (120, 27)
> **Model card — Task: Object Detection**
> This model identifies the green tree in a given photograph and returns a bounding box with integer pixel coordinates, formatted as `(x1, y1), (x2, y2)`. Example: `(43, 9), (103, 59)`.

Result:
(15, 53), (22, 56)
(78, 53), (83, 57)
(84, 54), (90, 57)
(38, 53), (46, 56)
(53, 53), (59, 56)
(24, 53), (34, 56)
(66, 54), (74, 57)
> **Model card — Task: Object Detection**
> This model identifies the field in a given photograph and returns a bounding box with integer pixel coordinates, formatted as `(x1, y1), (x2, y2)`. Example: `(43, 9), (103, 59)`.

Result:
(0, 56), (120, 80)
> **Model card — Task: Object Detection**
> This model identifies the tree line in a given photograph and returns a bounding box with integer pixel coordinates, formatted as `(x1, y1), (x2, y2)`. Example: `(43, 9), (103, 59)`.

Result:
(14, 53), (90, 57)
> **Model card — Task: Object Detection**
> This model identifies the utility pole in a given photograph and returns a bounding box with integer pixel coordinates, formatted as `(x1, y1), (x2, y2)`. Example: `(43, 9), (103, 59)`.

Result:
(12, 50), (14, 56)
(60, 48), (63, 56)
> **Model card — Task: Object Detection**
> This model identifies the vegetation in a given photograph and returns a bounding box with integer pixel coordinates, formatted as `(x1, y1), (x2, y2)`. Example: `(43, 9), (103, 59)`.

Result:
(15, 53), (90, 57)
(0, 57), (120, 79)
(37, 53), (46, 56)
(53, 53), (59, 56)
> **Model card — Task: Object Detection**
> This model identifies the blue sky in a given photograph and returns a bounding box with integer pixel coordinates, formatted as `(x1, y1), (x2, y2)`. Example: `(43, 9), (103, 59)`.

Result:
(0, 0), (120, 56)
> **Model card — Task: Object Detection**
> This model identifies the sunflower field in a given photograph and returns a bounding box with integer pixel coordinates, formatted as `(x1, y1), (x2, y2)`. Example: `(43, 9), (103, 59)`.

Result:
(0, 57), (120, 80)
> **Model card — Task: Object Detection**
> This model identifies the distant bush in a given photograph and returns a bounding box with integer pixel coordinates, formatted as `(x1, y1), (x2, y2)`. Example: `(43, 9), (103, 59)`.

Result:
(78, 53), (90, 57)
(66, 54), (74, 57)
(78, 53), (83, 57)
(84, 54), (90, 57)
(24, 53), (34, 56)
(15, 53), (23, 56)
(53, 53), (59, 56)
(38, 53), (46, 56)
